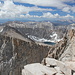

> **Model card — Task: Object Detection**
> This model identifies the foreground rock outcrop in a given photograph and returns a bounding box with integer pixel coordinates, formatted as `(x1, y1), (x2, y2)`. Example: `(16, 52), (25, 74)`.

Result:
(22, 63), (57, 75)
(22, 57), (75, 75)
(42, 57), (75, 75)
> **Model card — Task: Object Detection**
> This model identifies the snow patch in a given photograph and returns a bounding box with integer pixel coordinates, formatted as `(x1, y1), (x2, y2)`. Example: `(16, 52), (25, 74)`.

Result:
(28, 35), (54, 42)
(50, 32), (63, 42)
(28, 34), (62, 43)
(0, 28), (3, 32)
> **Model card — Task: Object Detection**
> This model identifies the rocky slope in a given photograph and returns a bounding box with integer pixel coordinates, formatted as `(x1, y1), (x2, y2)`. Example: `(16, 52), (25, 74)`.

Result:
(1, 22), (75, 75)
(22, 29), (75, 75)
(2, 21), (67, 41)
(0, 26), (52, 75)
(47, 29), (75, 61)
(22, 57), (75, 75)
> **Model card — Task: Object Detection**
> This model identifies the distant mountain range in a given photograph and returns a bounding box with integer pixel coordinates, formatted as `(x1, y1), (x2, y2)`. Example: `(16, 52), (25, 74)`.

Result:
(0, 19), (75, 25)
(51, 19), (75, 26)
(0, 21), (68, 43)
(0, 21), (75, 75)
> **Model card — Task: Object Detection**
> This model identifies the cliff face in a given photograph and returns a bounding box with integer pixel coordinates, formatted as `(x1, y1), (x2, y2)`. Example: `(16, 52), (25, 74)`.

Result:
(59, 29), (75, 61)
(48, 29), (75, 62)
(21, 29), (75, 75)
(1, 25), (74, 75)
(0, 28), (51, 75)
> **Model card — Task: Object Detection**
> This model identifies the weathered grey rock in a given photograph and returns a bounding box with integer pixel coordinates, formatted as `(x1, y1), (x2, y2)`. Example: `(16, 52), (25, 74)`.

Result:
(42, 58), (73, 75)
(22, 57), (75, 75)
(73, 73), (75, 75)
(21, 29), (75, 75)
(47, 29), (75, 62)
(64, 61), (75, 71)
(56, 60), (71, 75)
(54, 67), (62, 74)
(1, 24), (75, 75)
(56, 73), (64, 75)
(46, 58), (57, 66)
(42, 58), (57, 67)
(22, 63), (57, 75)
(0, 26), (51, 75)
(59, 29), (75, 61)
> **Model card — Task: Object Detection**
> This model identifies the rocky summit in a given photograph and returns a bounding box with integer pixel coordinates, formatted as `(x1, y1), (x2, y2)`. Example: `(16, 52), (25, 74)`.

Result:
(0, 23), (75, 75)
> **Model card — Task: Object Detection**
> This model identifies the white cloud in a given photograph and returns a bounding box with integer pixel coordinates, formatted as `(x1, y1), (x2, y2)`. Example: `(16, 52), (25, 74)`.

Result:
(13, 0), (67, 9)
(12, 0), (75, 13)
(42, 12), (61, 18)
(20, 14), (32, 18)
(0, 0), (75, 20)
(62, 7), (71, 13)
(41, 12), (60, 18)
(43, 12), (74, 19)
(64, 14), (74, 18)
(19, 12), (74, 20)
(1, 0), (75, 13)
(71, 6), (75, 12)
(42, 12), (74, 19)
(0, 0), (53, 18)
(61, 0), (75, 2)
(62, 6), (75, 13)
(42, 12), (54, 18)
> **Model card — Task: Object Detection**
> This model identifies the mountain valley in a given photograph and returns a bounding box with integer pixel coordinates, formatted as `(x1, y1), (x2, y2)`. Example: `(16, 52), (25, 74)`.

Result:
(0, 21), (75, 75)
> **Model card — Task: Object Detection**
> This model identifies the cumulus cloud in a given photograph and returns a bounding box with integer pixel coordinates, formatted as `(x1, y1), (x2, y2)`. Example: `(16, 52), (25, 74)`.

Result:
(19, 12), (74, 20)
(13, 0), (67, 9)
(0, 0), (75, 20)
(1, 0), (75, 13)
(12, 0), (75, 13)
(42, 12), (74, 19)
(62, 6), (75, 13)
(0, 0), (53, 18)
(62, 7), (71, 13)
(41, 12), (60, 18)
(64, 14), (74, 18)
(61, 0), (75, 2)
(71, 6), (75, 12)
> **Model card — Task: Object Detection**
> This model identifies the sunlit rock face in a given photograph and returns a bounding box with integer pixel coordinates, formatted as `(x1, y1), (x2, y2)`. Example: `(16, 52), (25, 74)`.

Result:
(22, 29), (75, 75)
(47, 29), (75, 62)
(59, 29), (75, 61)
(22, 63), (57, 75)
(22, 58), (75, 75)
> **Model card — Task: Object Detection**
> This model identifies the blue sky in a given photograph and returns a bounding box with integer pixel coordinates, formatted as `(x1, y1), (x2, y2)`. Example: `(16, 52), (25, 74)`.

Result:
(0, 0), (75, 22)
